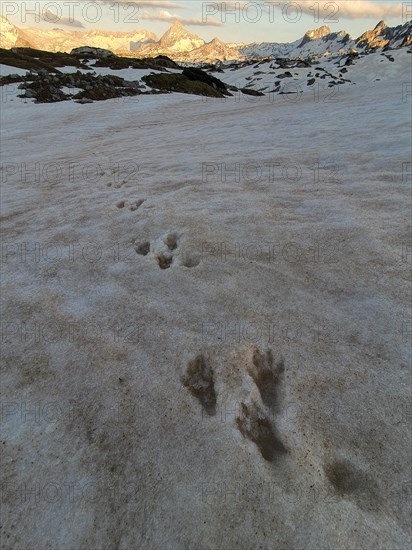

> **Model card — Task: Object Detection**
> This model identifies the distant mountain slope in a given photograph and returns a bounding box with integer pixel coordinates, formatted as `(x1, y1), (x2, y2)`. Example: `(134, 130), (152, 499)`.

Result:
(356, 20), (412, 49)
(0, 16), (34, 49)
(174, 38), (240, 63)
(137, 20), (205, 57)
(239, 20), (411, 60)
(0, 16), (157, 54)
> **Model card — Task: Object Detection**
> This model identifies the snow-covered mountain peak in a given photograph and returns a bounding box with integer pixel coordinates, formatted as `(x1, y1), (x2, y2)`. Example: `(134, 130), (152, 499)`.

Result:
(306, 25), (331, 40)
(374, 20), (388, 31)
(158, 20), (204, 51)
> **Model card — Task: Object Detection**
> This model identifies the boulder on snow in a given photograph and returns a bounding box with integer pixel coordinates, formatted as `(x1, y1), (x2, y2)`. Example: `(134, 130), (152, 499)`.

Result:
(182, 67), (228, 93)
(241, 88), (265, 96)
(154, 55), (180, 69)
(70, 46), (117, 58)
(143, 68), (231, 98)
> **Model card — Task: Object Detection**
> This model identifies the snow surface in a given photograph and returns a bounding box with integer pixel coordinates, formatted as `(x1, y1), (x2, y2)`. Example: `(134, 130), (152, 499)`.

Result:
(1, 49), (411, 549)
(90, 65), (181, 81)
(0, 64), (29, 77)
(58, 66), (93, 74)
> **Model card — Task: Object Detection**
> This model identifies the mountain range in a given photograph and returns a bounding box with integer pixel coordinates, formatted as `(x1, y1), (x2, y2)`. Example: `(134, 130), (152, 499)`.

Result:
(1, 17), (411, 62)
(0, 16), (158, 55)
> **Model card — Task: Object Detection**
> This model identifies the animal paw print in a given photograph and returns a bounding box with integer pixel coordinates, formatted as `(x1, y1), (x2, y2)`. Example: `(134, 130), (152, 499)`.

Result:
(129, 199), (144, 212)
(106, 165), (135, 188)
(133, 231), (179, 270)
(155, 231), (178, 269)
(134, 231), (202, 270)
(181, 354), (217, 416)
(236, 401), (286, 462)
(247, 348), (284, 410)
(236, 347), (287, 462)
(324, 458), (381, 512)
(115, 199), (144, 211)
(156, 251), (173, 270)
(180, 251), (201, 269)
(106, 181), (128, 189)
(134, 241), (150, 256)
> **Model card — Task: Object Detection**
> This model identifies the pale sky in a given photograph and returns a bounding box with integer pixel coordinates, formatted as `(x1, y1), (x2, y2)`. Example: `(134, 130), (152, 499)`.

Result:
(2, 0), (410, 43)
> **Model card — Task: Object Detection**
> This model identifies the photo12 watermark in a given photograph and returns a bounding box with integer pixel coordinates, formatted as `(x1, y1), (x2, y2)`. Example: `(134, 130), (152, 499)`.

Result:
(1, 320), (145, 345)
(1, 1), (141, 26)
(0, 161), (139, 185)
(202, 2), (340, 25)
(201, 160), (341, 184)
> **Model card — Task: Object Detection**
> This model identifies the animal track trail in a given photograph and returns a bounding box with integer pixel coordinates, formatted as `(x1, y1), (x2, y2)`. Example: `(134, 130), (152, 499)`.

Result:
(180, 348), (289, 462)
(181, 354), (217, 416)
(179, 346), (289, 463)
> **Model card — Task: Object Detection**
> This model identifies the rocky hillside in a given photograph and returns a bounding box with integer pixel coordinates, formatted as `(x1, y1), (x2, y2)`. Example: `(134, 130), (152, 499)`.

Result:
(357, 19), (412, 49)
(2, 39), (410, 105)
(145, 20), (204, 53)
(239, 19), (411, 60)
(178, 38), (241, 64)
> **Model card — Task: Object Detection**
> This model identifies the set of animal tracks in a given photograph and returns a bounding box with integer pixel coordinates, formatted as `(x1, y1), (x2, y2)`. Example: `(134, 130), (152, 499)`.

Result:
(181, 347), (381, 510)
(108, 180), (201, 270)
(134, 231), (178, 270)
(134, 231), (201, 271)
(240, 348), (287, 462)
(115, 199), (145, 212)
(181, 347), (287, 463)
(105, 169), (144, 211)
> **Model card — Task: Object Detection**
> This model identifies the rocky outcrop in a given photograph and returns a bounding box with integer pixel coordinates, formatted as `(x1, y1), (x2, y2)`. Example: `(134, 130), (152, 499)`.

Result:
(70, 46), (117, 58)
(142, 69), (232, 98)
(299, 25), (331, 47)
(356, 20), (412, 50)
(182, 67), (229, 93)
(356, 20), (391, 49)
(17, 70), (142, 103)
(178, 38), (241, 63)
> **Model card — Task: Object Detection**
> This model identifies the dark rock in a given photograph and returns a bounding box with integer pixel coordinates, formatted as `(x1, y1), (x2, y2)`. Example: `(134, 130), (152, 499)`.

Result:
(182, 67), (228, 93)
(76, 98), (94, 104)
(143, 71), (230, 98)
(154, 55), (180, 69)
(70, 46), (116, 58)
(296, 60), (311, 68)
(241, 88), (265, 96)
